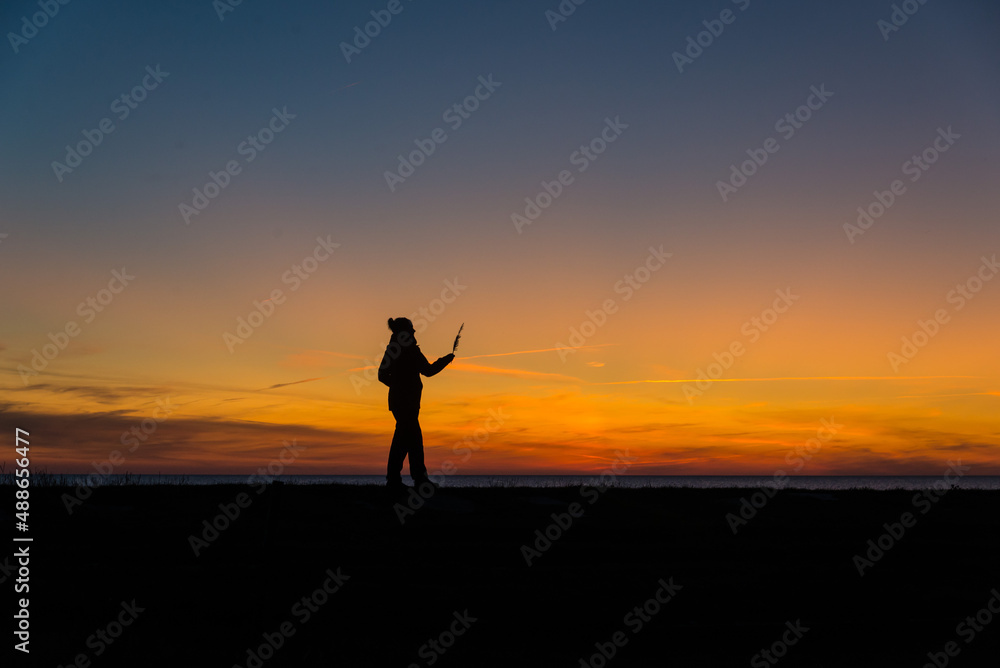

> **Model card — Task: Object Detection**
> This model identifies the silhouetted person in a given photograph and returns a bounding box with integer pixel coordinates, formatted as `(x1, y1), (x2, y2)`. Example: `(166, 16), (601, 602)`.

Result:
(378, 317), (454, 493)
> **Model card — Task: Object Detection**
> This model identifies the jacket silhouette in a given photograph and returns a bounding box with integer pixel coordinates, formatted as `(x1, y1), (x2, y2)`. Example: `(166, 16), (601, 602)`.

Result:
(378, 317), (454, 488)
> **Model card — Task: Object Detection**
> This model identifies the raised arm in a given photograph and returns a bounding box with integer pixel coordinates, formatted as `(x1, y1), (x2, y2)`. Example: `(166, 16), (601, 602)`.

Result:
(419, 349), (455, 377)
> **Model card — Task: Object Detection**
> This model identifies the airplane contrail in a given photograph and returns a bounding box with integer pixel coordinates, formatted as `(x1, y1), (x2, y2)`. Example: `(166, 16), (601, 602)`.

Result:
(596, 375), (979, 385)
(258, 377), (328, 391)
(458, 343), (617, 361)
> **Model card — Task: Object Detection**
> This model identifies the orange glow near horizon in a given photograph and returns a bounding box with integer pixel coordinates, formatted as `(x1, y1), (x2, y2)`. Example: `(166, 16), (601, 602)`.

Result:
(4, 304), (999, 475)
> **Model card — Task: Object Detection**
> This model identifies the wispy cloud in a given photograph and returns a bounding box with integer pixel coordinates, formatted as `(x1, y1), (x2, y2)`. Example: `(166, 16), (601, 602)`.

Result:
(458, 344), (617, 361)
(895, 391), (1000, 399)
(8, 382), (171, 403)
(450, 362), (580, 383)
(1, 408), (380, 474)
(280, 348), (370, 369)
(597, 375), (979, 385)
(258, 377), (328, 391)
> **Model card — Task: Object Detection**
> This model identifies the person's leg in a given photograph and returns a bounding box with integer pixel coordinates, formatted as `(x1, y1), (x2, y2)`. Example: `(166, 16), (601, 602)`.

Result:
(406, 408), (428, 482)
(386, 410), (409, 486)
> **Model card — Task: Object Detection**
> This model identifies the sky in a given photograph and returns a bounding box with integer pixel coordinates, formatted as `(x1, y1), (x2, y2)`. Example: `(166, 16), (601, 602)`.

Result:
(1, 0), (999, 475)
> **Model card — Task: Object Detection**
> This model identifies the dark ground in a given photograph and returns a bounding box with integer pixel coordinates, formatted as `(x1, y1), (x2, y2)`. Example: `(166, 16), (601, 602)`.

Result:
(5, 483), (999, 667)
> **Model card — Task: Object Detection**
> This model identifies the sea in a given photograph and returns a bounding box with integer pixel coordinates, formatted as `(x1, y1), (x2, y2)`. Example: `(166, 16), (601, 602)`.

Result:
(27, 474), (1000, 490)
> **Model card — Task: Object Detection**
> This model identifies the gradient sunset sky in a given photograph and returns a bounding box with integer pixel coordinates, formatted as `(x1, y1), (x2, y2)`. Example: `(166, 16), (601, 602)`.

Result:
(2, 0), (999, 475)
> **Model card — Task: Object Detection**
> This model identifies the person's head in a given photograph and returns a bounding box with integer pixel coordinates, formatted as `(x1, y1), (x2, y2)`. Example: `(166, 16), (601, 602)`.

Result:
(387, 317), (415, 343)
